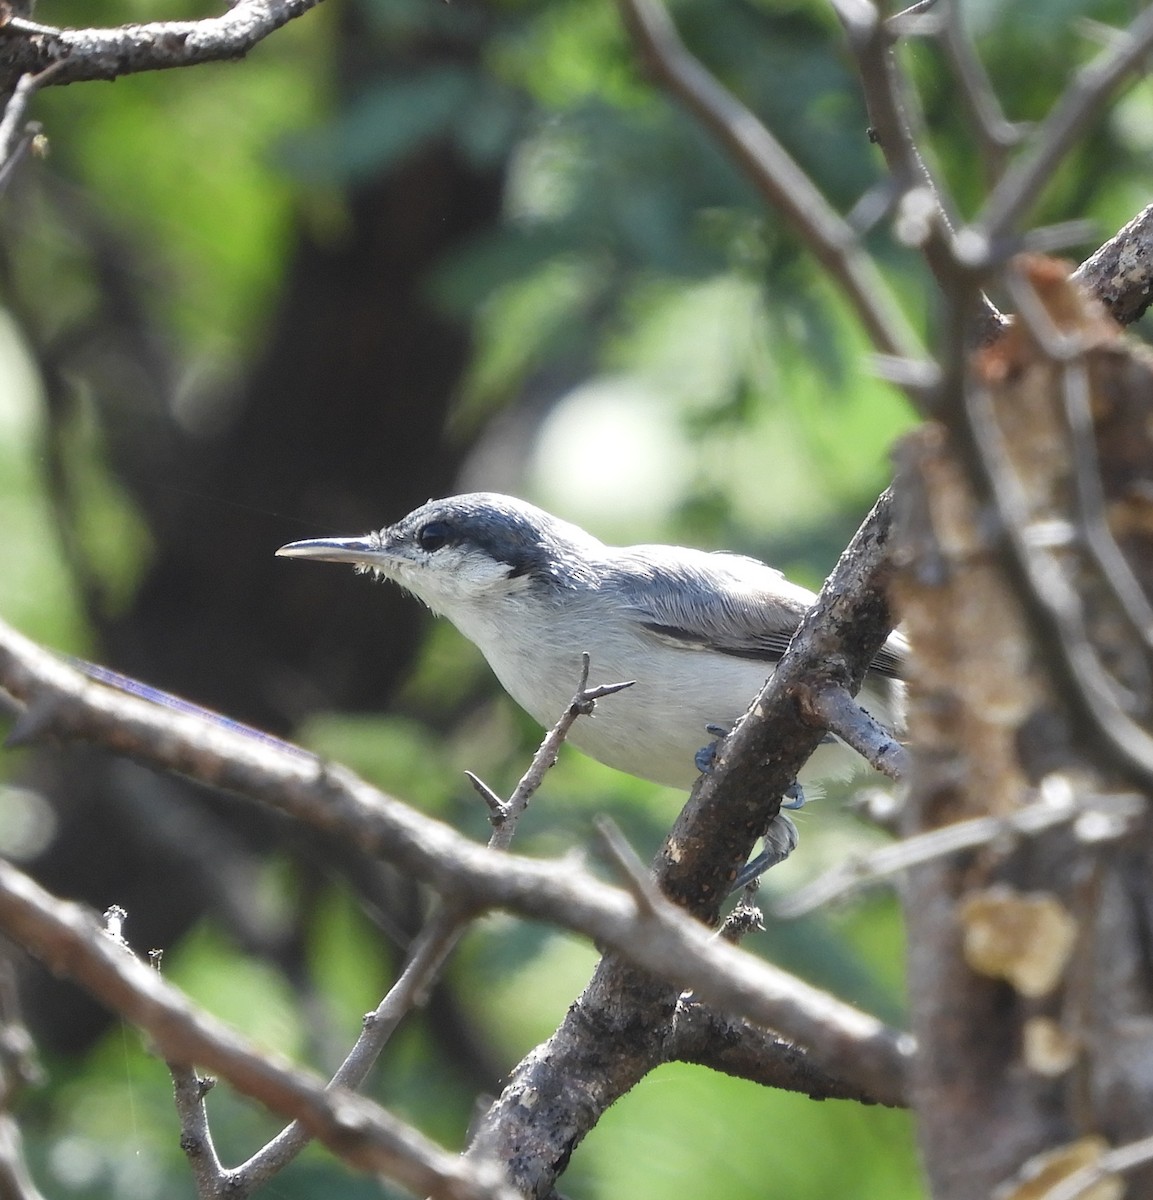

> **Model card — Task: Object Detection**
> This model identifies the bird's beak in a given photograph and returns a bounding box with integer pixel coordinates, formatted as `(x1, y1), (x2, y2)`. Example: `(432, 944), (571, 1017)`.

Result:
(275, 536), (384, 566)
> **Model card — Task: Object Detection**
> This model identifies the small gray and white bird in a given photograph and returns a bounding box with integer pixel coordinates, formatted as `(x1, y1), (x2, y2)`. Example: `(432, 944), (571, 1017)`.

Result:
(277, 493), (904, 795)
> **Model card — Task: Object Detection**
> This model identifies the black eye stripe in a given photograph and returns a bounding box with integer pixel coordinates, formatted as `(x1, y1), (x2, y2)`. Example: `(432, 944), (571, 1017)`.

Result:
(417, 520), (452, 553)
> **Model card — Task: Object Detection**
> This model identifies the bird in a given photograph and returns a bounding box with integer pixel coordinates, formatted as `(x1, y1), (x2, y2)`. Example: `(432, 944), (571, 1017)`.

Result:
(276, 493), (904, 805)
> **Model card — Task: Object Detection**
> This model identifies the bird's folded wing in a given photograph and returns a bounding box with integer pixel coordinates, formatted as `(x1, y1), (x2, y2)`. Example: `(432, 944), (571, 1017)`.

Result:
(617, 548), (905, 679)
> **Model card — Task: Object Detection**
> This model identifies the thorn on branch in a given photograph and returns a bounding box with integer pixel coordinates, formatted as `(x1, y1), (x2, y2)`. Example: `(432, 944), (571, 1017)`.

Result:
(485, 656), (634, 851)
(465, 772), (508, 826)
(573, 677), (635, 715)
(594, 816), (659, 916)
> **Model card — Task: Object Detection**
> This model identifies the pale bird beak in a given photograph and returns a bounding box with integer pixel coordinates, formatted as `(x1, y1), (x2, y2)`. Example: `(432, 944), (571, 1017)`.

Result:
(275, 536), (381, 566)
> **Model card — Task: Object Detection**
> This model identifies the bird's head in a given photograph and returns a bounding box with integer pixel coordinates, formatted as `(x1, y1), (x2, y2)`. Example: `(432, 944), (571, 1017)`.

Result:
(276, 493), (602, 617)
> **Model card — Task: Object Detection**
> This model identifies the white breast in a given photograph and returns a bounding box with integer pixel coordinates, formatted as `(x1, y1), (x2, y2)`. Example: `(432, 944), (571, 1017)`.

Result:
(449, 593), (883, 791)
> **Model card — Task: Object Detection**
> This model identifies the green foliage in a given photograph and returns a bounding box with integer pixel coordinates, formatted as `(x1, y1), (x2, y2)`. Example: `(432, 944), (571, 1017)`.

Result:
(36, 11), (329, 356)
(3, 0), (1151, 1196)
(579, 1064), (921, 1200)
(0, 320), (87, 649)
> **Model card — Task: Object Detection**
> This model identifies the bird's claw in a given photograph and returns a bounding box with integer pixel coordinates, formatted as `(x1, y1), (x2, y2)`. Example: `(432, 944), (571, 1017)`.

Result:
(694, 723), (732, 775)
(782, 779), (806, 810)
(731, 812), (799, 891)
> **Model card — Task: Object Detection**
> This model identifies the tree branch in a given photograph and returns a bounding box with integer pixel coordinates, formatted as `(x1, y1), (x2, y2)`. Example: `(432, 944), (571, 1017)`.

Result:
(0, 859), (514, 1200)
(466, 488), (909, 1196)
(1071, 201), (1153, 326)
(616, 0), (925, 366)
(0, 0), (326, 89)
(0, 618), (911, 1099)
(976, 7), (1153, 244)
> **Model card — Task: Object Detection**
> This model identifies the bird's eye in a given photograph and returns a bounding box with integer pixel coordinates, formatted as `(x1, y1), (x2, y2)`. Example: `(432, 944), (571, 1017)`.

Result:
(417, 520), (452, 553)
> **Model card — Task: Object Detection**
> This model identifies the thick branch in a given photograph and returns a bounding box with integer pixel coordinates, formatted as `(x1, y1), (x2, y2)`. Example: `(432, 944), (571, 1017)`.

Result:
(1071, 202), (1153, 327)
(669, 1001), (891, 1104)
(658, 487), (901, 918)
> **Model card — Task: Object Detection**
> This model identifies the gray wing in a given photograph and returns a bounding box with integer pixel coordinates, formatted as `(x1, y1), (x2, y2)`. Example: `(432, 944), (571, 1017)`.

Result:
(614, 546), (905, 679)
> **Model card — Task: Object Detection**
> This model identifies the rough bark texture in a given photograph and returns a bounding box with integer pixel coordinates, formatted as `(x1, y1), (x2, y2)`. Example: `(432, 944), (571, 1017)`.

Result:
(893, 261), (1153, 1200)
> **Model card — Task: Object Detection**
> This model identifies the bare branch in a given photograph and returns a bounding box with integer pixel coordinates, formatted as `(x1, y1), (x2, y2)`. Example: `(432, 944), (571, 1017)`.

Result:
(938, 2), (1027, 180)
(1072, 201), (1153, 326)
(831, 0), (1006, 340)
(801, 681), (908, 780)
(489, 655), (635, 851)
(0, 859), (514, 1200)
(1060, 355), (1153, 652)
(233, 913), (465, 1191)
(1037, 1134), (1153, 1200)
(774, 785), (1143, 919)
(0, 59), (60, 185)
(669, 1000), (889, 1104)
(658, 487), (902, 917)
(195, 658), (626, 1191)
(0, 0), (326, 88)
(595, 816), (662, 915)
(616, 0), (925, 365)
(0, 618), (910, 1100)
(952, 267), (1153, 789)
(978, 7), (1153, 243)
(0, 1117), (45, 1200)
(170, 1065), (226, 1199)
(0, 971), (45, 1200)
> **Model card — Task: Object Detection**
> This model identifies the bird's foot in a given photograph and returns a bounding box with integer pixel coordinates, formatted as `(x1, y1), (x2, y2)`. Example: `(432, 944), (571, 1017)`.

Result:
(782, 779), (806, 810)
(731, 812), (799, 891)
(694, 723), (732, 774)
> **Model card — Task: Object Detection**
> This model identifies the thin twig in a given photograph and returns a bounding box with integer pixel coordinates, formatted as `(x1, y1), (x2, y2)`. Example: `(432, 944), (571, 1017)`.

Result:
(1062, 358), (1153, 653)
(594, 816), (660, 916)
(0, 968), (45, 1200)
(969, 256), (1153, 759)
(831, 0), (956, 227)
(967, 379), (1153, 785)
(830, 0), (1005, 339)
(0, 123), (41, 195)
(830, 0), (1003, 340)
(490, 655), (634, 851)
(774, 787), (1143, 919)
(938, 0), (1027, 181)
(226, 659), (632, 1189)
(0, 61), (60, 164)
(978, 6), (1153, 244)
(617, 0), (925, 366)
(233, 913), (466, 1190)
(0, 60), (62, 196)
(170, 1066), (225, 1199)
(1035, 1133), (1153, 1200)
